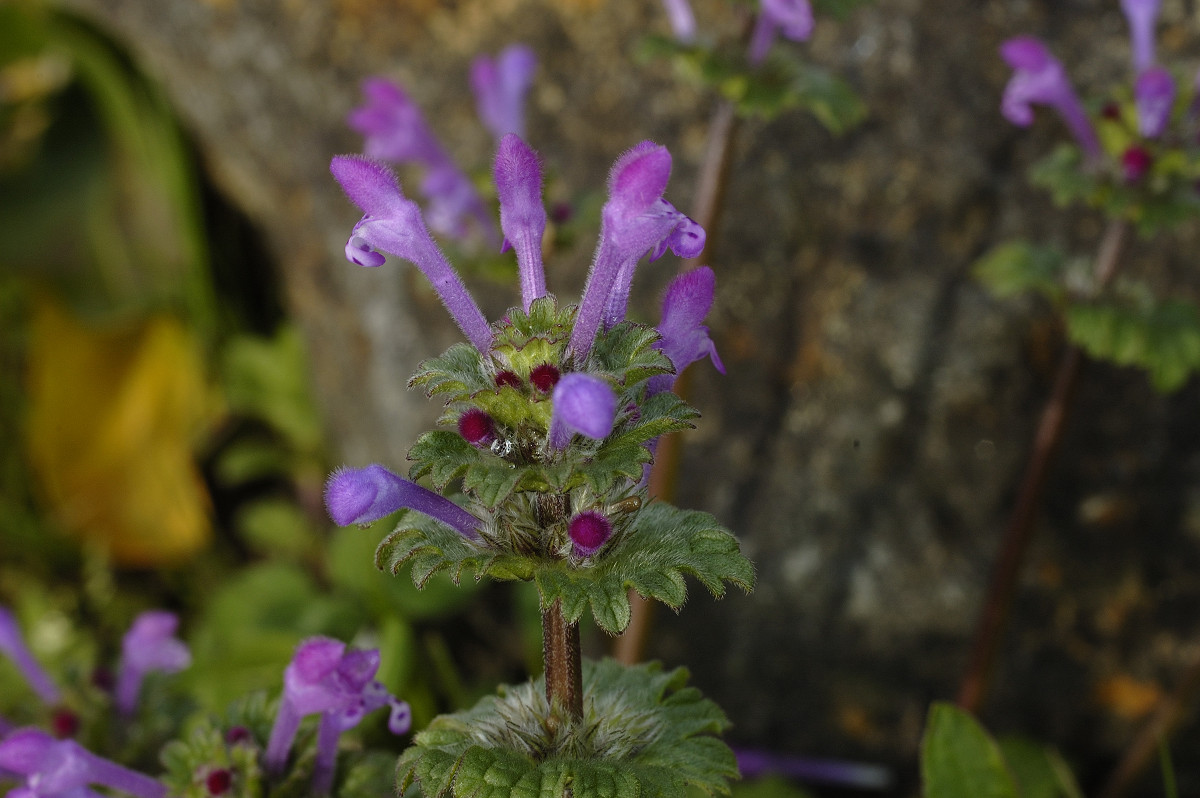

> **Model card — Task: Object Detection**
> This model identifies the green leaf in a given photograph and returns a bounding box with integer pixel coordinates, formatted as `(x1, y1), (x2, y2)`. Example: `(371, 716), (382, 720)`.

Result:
(921, 702), (1019, 798)
(397, 659), (737, 798)
(973, 241), (1067, 303)
(1066, 297), (1200, 392)
(998, 737), (1083, 798)
(408, 430), (482, 488)
(410, 342), (493, 399)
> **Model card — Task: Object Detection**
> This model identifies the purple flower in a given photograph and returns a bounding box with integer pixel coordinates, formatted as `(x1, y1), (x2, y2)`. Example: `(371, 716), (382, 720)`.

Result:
(734, 748), (891, 790)
(347, 78), (496, 243)
(470, 45), (537, 142)
(115, 611), (190, 716)
(324, 463), (482, 540)
(549, 373), (618, 449)
(568, 511), (613, 557)
(0, 728), (167, 798)
(1121, 0), (1162, 73)
(748, 0), (814, 66)
(1000, 36), (1102, 163)
(1135, 66), (1175, 138)
(660, 0), (697, 43)
(494, 134), (548, 310)
(0, 607), (60, 706)
(265, 638), (411, 795)
(330, 155), (493, 353)
(569, 142), (705, 361)
(648, 267), (725, 396)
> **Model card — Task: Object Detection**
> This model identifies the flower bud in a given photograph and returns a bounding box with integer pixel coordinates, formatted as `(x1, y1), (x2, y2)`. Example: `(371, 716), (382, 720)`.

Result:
(569, 510), (613, 557)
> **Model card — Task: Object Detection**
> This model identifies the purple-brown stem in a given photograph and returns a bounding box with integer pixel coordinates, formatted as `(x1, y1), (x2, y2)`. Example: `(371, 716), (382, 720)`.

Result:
(956, 218), (1129, 713)
(543, 598), (583, 723)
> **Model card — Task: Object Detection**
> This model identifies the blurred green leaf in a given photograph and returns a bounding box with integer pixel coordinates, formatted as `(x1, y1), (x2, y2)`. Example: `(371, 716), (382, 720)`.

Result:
(973, 241), (1067, 304)
(221, 325), (323, 452)
(997, 737), (1083, 798)
(1066, 297), (1200, 392)
(921, 702), (1019, 798)
(235, 499), (319, 560)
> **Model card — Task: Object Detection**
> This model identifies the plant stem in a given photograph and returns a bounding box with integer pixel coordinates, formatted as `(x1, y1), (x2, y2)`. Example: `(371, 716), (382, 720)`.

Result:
(614, 99), (740, 667)
(956, 218), (1128, 713)
(542, 598), (583, 723)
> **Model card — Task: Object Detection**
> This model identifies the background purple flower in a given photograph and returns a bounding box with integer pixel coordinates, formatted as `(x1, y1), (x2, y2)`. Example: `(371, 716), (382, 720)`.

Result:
(1000, 36), (1101, 163)
(470, 45), (537, 142)
(116, 610), (190, 716)
(748, 0), (814, 66)
(0, 607), (60, 706)
(1121, 0), (1162, 73)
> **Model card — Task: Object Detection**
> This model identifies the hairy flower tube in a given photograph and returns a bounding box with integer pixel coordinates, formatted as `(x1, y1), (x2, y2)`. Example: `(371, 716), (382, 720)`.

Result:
(1000, 36), (1102, 163)
(0, 607), (60, 706)
(1134, 66), (1175, 138)
(1121, 0), (1162, 73)
(659, 0), (697, 43)
(115, 610), (190, 716)
(549, 373), (618, 450)
(347, 78), (495, 242)
(0, 728), (166, 798)
(748, 0), (814, 66)
(265, 637), (411, 795)
(470, 45), (537, 142)
(324, 464), (482, 539)
(569, 141), (705, 361)
(331, 155), (494, 353)
(648, 266), (726, 396)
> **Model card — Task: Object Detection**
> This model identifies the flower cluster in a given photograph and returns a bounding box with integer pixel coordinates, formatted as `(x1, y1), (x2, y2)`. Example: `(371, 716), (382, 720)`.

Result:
(1001, 0), (1199, 187)
(265, 637), (410, 795)
(347, 44), (536, 245)
(325, 132), (723, 565)
(659, 0), (813, 64)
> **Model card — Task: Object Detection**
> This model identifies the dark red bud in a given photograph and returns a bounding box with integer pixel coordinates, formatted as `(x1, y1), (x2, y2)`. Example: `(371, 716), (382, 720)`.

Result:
(530, 364), (561, 393)
(206, 769), (233, 795)
(1101, 102), (1122, 121)
(225, 726), (252, 745)
(51, 709), (79, 739)
(458, 409), (495, 445)
(1121, 146), (1153, 183)
(569, 511), (613, 557)
(495, 370), (523, 390)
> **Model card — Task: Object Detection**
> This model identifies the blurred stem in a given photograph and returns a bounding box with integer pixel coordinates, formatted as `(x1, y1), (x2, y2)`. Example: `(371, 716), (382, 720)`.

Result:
(614, 99), (740, 667)
(542, 598), (583, 724)
(1097, 650), (1200, 798)
(956, 218), (1129, 713)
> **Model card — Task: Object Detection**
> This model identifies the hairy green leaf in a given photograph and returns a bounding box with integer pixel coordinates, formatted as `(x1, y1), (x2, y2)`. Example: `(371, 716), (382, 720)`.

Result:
(1066, 297), (1200, 392)
(973, 241), (1066, 303)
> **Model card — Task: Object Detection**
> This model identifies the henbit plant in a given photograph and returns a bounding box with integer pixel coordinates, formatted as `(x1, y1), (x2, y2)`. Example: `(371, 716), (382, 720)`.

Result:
(947, 1), (1200, 794)
(323, 131), (753, 797)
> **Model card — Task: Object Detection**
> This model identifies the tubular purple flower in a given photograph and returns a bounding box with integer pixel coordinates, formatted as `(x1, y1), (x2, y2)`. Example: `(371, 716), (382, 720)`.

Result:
(0, 728), (167, 798)
(569, 142), (705, 360)
(324, 463), (482, 540)
(1121, 0), (1162, 73)
(1000, 37), (1102, 163)
(494, 134), (548, 309)
(748, 0), (814, 66)
(647, 267), (726, 396)
(1135, 66), (1175, 138)
(265, 638), (411, 795)
(734, 748), (892, 790)
(348, 78), (497, 243)
(0, 607), (60, 706)
(602, 199), (705, 329)
(660, 0), (697, 43)
(549, 373), (618, 449)
(470, 45), (537, 142)
(115, 611), (190, 716)
(330, 155), (493, 353)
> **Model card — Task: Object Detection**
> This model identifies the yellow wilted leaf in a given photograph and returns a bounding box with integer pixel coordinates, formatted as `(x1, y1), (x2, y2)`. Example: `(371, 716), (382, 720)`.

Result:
(25, 297), (218, 566)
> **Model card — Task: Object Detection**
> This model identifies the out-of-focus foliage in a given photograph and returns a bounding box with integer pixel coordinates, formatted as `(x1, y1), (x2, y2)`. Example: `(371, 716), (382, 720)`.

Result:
(921, 703), (1082, 798)
(25, 296), (220, 565)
